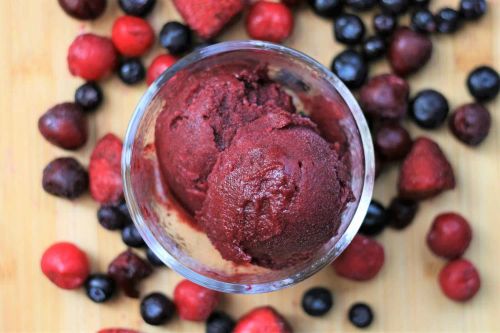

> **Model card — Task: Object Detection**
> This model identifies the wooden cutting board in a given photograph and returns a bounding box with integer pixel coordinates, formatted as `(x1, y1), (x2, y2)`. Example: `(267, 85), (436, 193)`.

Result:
(0, 0), (498, 332)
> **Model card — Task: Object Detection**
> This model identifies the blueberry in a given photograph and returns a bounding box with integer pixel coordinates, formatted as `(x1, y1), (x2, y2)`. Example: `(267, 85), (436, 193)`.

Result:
(74, 82), (103, 112)
(117, 200), (132, 221)
(387, 197), (419, 230)
(467, 66), (499, 102)
(146, 247), (164, 267)
(362, 35), (386, 60)
(345, 0), (376, 11)
(379, 0), (410, 15)
(118, 0), (156, 17)
(373, 13), (397, 36)
(348, 303), (374, 328)
(85, 274), (116, 303)
(359, 200), (387, 236)
(331, 49), (368, 89)
(459, 0), (487, 20)
(206, 311), (236, 333)
(97, 205), (129, 231)
(307, 0), (343, 18)
(302, 287), (333, 317)
(411, 0), (430, 7)
(436, 8), (461, 33)
(121, 223), (145, 248)
(411, 9), (436, 33)
(140, 292), (176, 325)
(118, 58), (145, 85)
(410, 89), (449, 129)
(334, 14), (366, 45)
(159, 22), (192, 55)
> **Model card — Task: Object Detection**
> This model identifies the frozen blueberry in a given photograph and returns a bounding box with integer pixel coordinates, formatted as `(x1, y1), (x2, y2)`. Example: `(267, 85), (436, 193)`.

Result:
(362, 35), (386, 60)
(118, 0), (156, 17)
(75, 82), (103, 112)
(467, 66), (499, 102)
(436, 8), (461, 33)
(140, 292), (176, 325)
(459, 0), (487, 20)
(159, 21), (192, 55)
(302, 287), (333, 317)
(85, 274), (116, 303)
(345, 0), (377, 11)
(98, 205), (129, 230)
(387, 197), (419, 230)
(307, 0), (344, 18)
(334, 13), (366, 45)
(349, 303), (374, 328)
(359, 200), (387, 236)
(118, 58), (145, 85)
(331, 49), (368, 89)
(206, 311), (236, 333)
(410, 89), (449, 129)
(379, 0), (410, 15)
(410, 8), (436, 33)
(373, 13), (397, 36)
(121, 223), (145, 248)
(146, 247), (164, 267)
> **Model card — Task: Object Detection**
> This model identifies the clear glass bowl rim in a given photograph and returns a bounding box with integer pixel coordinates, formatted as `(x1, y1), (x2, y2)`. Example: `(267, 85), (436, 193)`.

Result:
(122, 40), (375, 294)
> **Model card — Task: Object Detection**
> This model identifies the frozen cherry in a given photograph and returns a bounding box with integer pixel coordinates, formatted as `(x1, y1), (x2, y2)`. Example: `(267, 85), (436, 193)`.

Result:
(331, 49), (368, 89)
(121, 223), (145, 248)
(38, 102), (88, 150)
(373, 13), (397, 36)
(427, 212), (472, 259)
(140, 292), (176, 325)
(410, 89), (449, 129)
(449, 103), (491, 146)
(436, 8), (461, 33)
(41, 242), (90, 289)
(466, 66), (499, 102)
(42, 157), (89, 199)
(206, 311), (235, 333)
(334, 13), (366, 45)
(439, 259), (480, 302)
(360, 200), (387, 236)
(301, 287), (333, 317)
(108, 250), (152, 298)
(75, 82), (103, 112)
(246, 1), (294, 43)
(118, 58), (145, 85)
(98, 205), (130, 230)
(374, 122), (412, 160)
(159, 22), (192, 55)
(410, 8), (436, 33)
(387, 197), (419, 230)
(388, 27), (432, 76)
(348, 303), (374, 328)
(379, 0), (409, 15)
(58, 0), (106, 20)
(112, 15), (155, 57)
(307, 0), (343, 18)
(146, 54), (177, 85)
(85, 274), (116, 303)
(118, 0), (156, 17)
(459, 0), (487, 20)
(362, 35), (386, 61)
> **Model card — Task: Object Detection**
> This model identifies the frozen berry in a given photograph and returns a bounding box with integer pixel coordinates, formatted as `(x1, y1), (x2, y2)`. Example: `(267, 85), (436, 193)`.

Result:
(427, 213), (472, 259)
(118, 200), (132, 220)
(38, 102), (88, 150)
(58, 0), (106, 20)
(307, 0), (343, 17)
(42, 157), (89, 199)
(436, 8), (461, 33)
(121, 224), (145, 248)
(233, 307), (292, 333)
(146, 247), (164, 267)
(410, 89), (449, 129)
(118, 0), (156, 17)
(159, 21), (192, 55)
(112, 16), (154, 57)
(41, 242), (90, 289)
(449, 103), (491, 146)
(108, 250), (152, 298)
(140, 292), (176, 325)
(146, 54), (177, 85)
(346, 0), (376, 11)
(439, 259), (480, 302)
(379, 0), (409, 15)
(359, 73), (409, 120)
(67, 33), (117, 81)
(301, 287), (333, 317)
(206, 311), (236, 333)
(348, 303), (373, 328)
(118, 58), (145, 85)
(331, 49), (368, 89)
(410, 8), (436, 33)
(360, 200), (387, 236)
(75, 82), (103, 112)
(412, 0), (430, 7)
(374, 122), (412, 160)
(466, 66), (499, 102)
(97, 205), (130, 230)
(334, 13), (366, 45)
(85, 274), (116, 303)
(362, 35), (386, 61)
(333, 235), (385, 281)
(387, 197), (419, 230)
(174, 279), (220, 321)
(246, 1), (294, 43)
(459, 0), (487, 20)
(373, 13), (397, 36)
(388, 27), (432, 76)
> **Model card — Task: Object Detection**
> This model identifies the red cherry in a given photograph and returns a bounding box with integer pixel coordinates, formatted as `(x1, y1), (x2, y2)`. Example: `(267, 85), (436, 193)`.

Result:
(439, 259), (480, 302)
(146, 54), (177, 85)
(41, 242), (90, 289)
(174, 279), (220, 321)
(112, 15), (155, 57)
(246, 1), (294, 43)
(427, 212), (472, 259)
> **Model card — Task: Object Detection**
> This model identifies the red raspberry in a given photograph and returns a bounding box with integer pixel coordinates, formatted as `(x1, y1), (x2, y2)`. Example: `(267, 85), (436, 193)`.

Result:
(67, 33), (117, 81)
(41, 242), (90, 289)
(332, 234), (385, 281)
(439, 259), (480, 302)
(173, 279), (220, 321)
(246, 1), (294, 43)
(146, 54), (177, 85)
(89, 133), (123, 205)
(427, 213), (472, 259)
(112, 15), (155, 57)
(398, 137), (455, 200)
(233, 306), (293, 333)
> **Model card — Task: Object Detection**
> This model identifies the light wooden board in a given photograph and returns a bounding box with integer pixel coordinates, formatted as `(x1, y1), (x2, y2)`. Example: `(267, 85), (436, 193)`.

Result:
(0, 0), (499, 332)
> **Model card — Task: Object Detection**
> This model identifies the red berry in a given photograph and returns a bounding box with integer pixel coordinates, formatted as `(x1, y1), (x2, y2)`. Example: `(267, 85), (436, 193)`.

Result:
(108, 250), (152, 298)
(332, 234), (385, 281)
(439, 259), (480, 302)
(112, 15), (155, 57)
(246, 1), (294, 43)
(89, 133), (123, 205)
(388, 27), (432, 76)
(41, 242), (90, 289)
(38, 102), (88, 150)
(146, 54), (177, 85)
(427, 213), (472, 259)
(449, 103), (491, 146)
(398, 137), (455, 200)
(373, 122), (412, 161)
(233, 306), (293, 333)
(58, 0), (107, 20)
(67, 33), (117, 81)
(173, 279), (220, 321)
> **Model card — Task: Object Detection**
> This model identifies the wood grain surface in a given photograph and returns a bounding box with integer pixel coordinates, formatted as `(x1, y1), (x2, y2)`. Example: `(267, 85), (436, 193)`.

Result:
(0, 0), (499, 332)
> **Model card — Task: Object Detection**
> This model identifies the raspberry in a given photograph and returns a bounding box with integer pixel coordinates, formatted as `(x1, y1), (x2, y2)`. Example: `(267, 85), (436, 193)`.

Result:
(67, 33), (117, 81)
(233, 306), (293, 333)
(41, 242), (90, 289)
(439, 259), (480, 302)
(112, 15), (155, 57)
(173, 279), (220, 321)
(427, 213), (472, 259)
(246, 1), (294, 43)
(146, 54), (177, 85)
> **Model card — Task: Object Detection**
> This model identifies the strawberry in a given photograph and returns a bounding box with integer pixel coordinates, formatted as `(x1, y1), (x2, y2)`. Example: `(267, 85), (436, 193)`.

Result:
(89, 134), (124, 205)
(233, 306), (293, 333)
(398, 137), (455, 200)
(173, 279), (220, 321)
(173, 0), (245, 39)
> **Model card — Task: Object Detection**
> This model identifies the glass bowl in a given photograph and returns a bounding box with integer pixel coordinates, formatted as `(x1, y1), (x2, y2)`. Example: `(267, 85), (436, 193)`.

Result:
(122, 41), (374, 294)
